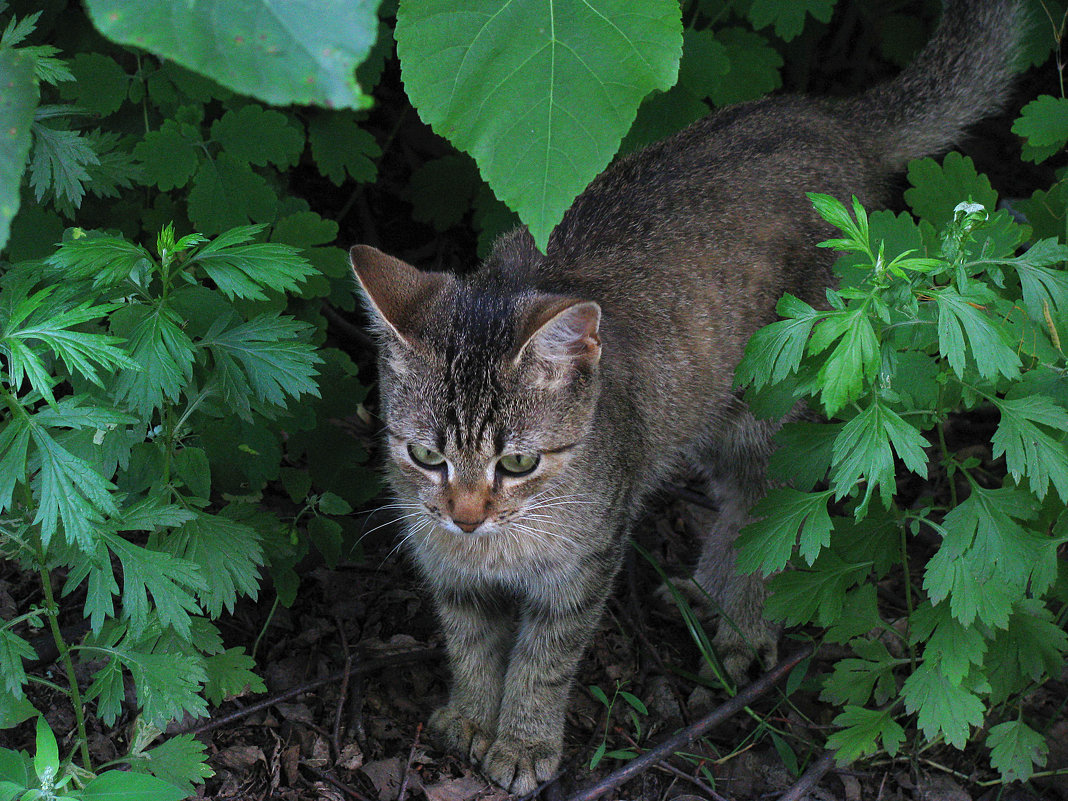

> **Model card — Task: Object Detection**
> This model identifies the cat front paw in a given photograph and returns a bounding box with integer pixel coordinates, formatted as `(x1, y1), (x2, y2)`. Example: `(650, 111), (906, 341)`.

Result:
(427, 705), (494, 763)
(482, 736), (561, 795)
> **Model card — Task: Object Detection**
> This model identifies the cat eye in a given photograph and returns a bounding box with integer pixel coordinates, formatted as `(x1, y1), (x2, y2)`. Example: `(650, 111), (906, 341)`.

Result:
(408, 442), (446, 469)
(498, 453), (540, 476)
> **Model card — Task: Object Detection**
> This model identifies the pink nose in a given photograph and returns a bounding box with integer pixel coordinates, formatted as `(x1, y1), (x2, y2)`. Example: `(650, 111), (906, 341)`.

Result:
(454, 518), (483, 533)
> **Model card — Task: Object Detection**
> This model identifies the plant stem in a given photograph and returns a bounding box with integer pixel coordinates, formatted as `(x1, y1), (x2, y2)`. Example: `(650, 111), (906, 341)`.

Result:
(39, 565), (92, 772)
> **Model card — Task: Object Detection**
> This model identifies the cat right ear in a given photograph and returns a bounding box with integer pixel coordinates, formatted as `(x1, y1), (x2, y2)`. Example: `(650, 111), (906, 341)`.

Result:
(514, 296), (602, 385)
(349, 245), (449, 349)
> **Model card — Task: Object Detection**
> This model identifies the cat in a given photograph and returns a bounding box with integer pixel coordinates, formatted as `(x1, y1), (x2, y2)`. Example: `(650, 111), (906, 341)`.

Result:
(349, 1), (1023, 792)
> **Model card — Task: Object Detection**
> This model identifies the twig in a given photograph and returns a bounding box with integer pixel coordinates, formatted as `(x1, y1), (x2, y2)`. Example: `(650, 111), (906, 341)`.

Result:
(565, 644), (814, 801)
(333, 617), (352, 760)
(180, 646), (444, 736)
(303, 763), (374, 801)
(397, 722), (423, 801)
(777, 749), (837, 801)
(654, 759), (732, 801)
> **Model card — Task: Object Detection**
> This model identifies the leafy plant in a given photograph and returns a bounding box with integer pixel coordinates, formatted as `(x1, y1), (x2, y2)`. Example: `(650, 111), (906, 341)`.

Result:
(734, 180), (1068, 782)
(588, 680), (649, 768)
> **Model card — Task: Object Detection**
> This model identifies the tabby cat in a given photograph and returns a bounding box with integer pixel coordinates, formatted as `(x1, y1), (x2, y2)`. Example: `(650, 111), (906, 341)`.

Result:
(350, 1), (1023, 792)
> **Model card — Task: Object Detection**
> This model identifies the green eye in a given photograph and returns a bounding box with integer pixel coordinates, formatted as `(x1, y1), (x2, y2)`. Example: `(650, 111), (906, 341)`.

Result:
(498, 453), (540, 476)
(408, 442), (446, 468)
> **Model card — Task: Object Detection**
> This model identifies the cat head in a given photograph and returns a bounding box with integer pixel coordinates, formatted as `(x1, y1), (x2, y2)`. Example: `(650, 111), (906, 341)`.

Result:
(350, 245), (602, 539)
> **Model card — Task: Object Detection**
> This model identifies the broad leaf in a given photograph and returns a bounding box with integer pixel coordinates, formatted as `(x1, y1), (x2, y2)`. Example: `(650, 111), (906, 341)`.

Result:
(0, 49), (39, 251)
(901, 661), (985, 749)
(987, 721), (1048, 784)
(85, 0), (380, 110)
(396, 0), (683, 250)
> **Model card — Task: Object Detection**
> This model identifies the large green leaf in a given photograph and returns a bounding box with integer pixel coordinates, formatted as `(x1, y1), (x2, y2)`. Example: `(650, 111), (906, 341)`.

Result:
(0, 49), (39, 251)
(84, 0), (381, 110)
(396, 0), (682, 251)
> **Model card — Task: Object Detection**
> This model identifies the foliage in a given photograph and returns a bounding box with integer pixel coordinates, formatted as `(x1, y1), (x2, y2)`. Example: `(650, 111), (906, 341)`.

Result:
(588, 681), (649, 768)
(0, 0), (1064, 796)
(735, 177), (1068, 781)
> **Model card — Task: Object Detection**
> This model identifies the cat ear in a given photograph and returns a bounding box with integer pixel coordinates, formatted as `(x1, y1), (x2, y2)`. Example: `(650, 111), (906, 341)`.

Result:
(349, 245), (449, 348)
(514, 297), (602, 381)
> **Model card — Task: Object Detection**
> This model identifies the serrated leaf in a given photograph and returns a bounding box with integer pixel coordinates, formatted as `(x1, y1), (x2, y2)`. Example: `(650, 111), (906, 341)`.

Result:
(86, 0), (378, 110)
(820, 638), (898, 706)
(826, 705), (905, 763)
(708, 27), (782, 106)
(910, 603), (986, 684)
(80, 770), (188, 801)
(396, 0), (682, 251)
(810, 309), (880, 415)
(187, 154), (277, 236)
(736, 488), (834, 575)
(0, 49), (39, 251)
(830, 401), (930, 516)
(128, 734), (214, 793)
(112, 304), (195, 416)
(824, 583), (883, 644)
(768, 421), (840, 490)
(158, 513), (262, 617)
(987, 721), (1048, 784)
(188, 226), (318, 300)
(307, 111), (380, 185)
(991, 395), (1068, 502)
(986, 599), (1068, 704)
(933, 286), (1021, 381)
(0, 417), (31, 512)
(103, 532), (205, 639)
(747, 0), (835, 41)
(133, 120), (199, 191)
(1012, 95), (1068, 152)
(46, 234), (154, 289)
(212, 105), (304, 169)
(764, 552), (869, 627)
(735, 294), (821, 390)
(904, 152), (998, 230)
(1010, 239), (1068, 322)
(0, 630), (35, 697)
(203, 647), (265, 704)
(60, 53), (128, 116)
(901, 661), (985, 749)
(202, 314), (322, 411)
(29, 121), (100, 209)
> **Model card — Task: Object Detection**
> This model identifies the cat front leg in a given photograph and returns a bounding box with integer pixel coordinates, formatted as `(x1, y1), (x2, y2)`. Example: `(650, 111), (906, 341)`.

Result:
(426, 584), (514, 763)
(481, 572), (614, 794)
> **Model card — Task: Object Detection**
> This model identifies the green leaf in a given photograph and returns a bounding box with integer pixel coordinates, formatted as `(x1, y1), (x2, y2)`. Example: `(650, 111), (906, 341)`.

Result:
(708, 27), (782, 106)
(85, 0), (379, 110)
(29, 121), (100, 209)
(188, 226), (318, 300)
(735, 294), (821, 390)
(933, 286), (1020, 381)
(985, 599), (1068, 703)
(736, 488), (834, 575)
(0, 417), (31, 512)
(128, 734), (214, 793)
(747, 0), (835, 41)
(307, 112), (380, 185)
(203, 647), (265, 705)
(1009, 238), (1068, 323)
(826, 705), (905, 764)
(187, 154), (277, 236)
(202, 314), (322, 412)
(901, 661), (985, 749)
(396, 0), (682, 251)
(118, 646), (209, 725)
(60, 53), (129, 117)
(46, 235), (154, 289)
(904, 153), (998, 230)
(133, 120), (199, 191)
(987, 720), (1048, 784)
(307, 515), (342, 567)
(991, 395), (1068, 502)
(768, 422), (840, 490)
(80, 768), (188, 801)
(0, 693), (36, 729)
(910, 602), (986, 684)
(764, 552), (869, 627)
(31, 426), (119, 550)
(212, 105), (304, 169)
(158, 513), (262, 617)
(0, 48), (39, 251)
(112, 304), (195, 416)
(809, 309), (880, 416)
(33, 716), (59, 780)
(0, 630), (35, 697)
(824, 583), (883, 644)
(103, 532), (206, 639)
(1012, 95), (1068, 157)
(830, 401), (930, 515)
(820, 638), (897, 706)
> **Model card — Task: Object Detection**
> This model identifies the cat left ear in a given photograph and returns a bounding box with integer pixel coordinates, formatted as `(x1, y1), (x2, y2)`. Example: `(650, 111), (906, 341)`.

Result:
(514, 297), (602, 378)
(349, 245), (449, 348)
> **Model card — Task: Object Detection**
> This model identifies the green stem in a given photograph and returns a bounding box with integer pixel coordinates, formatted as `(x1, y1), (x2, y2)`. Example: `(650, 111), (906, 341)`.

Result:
(39, 565), (92, 772)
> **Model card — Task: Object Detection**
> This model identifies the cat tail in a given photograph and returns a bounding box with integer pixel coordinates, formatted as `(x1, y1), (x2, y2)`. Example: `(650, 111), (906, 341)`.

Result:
(846, 0), (1027, 171)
